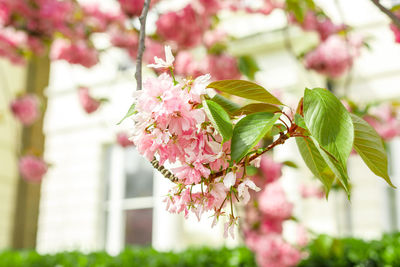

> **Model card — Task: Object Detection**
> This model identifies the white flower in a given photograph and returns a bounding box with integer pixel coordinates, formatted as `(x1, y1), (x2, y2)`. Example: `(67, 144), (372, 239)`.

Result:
(223, 171), (236, 189)
(237, 179), (261, 204)
(147, 45), (175, 69)
(191, 74), (211, 95)
(223, 216), (237, 239)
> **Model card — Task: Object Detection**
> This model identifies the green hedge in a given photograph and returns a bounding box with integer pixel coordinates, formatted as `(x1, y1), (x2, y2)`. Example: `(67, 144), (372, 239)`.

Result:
(0, 246), (256, 267)
(299, 233), (400, 267)
(3, 233), (400, 267)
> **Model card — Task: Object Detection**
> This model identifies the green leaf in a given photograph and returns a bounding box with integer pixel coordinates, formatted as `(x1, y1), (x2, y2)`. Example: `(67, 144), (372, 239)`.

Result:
(282, 160), (298, 168)
(211, 94), (240, 114)
(231, 112), (281, 162)
(207, 80), (283, 105)
(296, 137), (335, 194)
(351, 114), (395, 188)
(303, 88), (354, 168)
(246, 166), (259, 176)
(269, 124), (286, 136)
(294, 114), (307, 130)
(203, 100), (233, 143)
(233, 103), (281, 116)
(309, 136), (351, 196)
(238, 56), (260, 80)
(117, 103), (137, 125)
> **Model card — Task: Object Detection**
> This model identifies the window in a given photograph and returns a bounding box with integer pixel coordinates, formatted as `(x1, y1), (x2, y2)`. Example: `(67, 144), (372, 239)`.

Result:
(104, 145), (155, 254)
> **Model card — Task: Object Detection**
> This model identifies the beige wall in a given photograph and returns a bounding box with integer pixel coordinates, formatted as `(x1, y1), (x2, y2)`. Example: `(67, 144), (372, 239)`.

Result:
(0, 59), (26, 248)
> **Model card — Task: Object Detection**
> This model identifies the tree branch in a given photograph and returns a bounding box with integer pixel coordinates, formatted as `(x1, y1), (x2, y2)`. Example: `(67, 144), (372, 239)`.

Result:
(135, 0), (151, 91)
(370, 0), (400, 29)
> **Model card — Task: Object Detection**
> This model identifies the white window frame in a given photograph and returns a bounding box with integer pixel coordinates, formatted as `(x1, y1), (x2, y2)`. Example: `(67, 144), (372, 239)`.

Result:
(104, 145), (154, 255)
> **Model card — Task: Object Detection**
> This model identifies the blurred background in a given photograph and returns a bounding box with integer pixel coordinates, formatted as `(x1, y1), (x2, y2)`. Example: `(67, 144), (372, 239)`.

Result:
(0, 0), (400, 264)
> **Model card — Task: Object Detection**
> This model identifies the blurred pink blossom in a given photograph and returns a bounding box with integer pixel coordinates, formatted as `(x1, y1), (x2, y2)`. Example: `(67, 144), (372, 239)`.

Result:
(247, 233), (302, 267)
(204, 29), (227, 48)
(363, 104), (400, 141)
(0, 28), (27, 64)
(259, 182), (293, 220)
(260, 156), (282, 184)
(19, 155), (48, 182)
(296, 224), (309, 247)
(304, 35), (362, 78)
(206, 54), (241, 80)
(390, 24), (400, 43)
(116, 132), (134, 147)
(51, 39), (99, 68)
(175, 51), (206, 78)
(156, 4), (208, 48)
(118, 0), (158, 17)
(10, 94), (40, 125)
(300, 184), (325, 199)
(78, 87), (101, 114)
(291, 11), (345, 41)
(390, 11), (400, 43)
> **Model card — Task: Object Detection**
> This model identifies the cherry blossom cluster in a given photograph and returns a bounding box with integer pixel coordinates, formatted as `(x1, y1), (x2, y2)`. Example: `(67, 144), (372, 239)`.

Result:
(363, 103), (400, 142)
(129, 49), (260, 236)
(243, 156), (307, 267)
(10, 94), (40, 125)
(304, 35), (363, 78)
(290, 10), (364, 78)
(0, 0), (125, 66)
(19, 155), (48, 182)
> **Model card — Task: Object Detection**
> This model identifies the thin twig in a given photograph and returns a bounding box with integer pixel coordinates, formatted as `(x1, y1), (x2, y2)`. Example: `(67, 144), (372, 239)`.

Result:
(370, 0), (400, 29)
(135, 0), (151, 91)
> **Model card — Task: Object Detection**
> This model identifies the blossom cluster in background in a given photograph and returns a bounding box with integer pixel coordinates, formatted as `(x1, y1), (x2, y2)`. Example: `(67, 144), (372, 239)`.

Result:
(10, 94), (40, 125)
(243, 156), (306, 267)
(19, 155), (48, 182)
(363, 103), (400, 142)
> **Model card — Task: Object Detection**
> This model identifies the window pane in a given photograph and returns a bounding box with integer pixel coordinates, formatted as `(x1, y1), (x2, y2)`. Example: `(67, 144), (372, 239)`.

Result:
(125, 208), (153, 246)
(124, 148), (154, 198)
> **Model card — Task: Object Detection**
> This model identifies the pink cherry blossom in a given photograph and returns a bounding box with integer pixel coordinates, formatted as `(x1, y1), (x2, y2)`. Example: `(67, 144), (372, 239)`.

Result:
(304, 35), (362, 78)
(296, 224), (309, 247)
(254, 234), (302, 267)
(261, 217), (284, 234)
(390, 11), (400, 43)
(156, 4), (208, 48)
(259, 181), (293, 220)
(390, 24), (400, 43)
(204, 29), (227, 48)
(260, 156), (282, 185)
(10, 94), (40, 125)
(206, 54), (241, 80)
(300, 184), (325, 199)
(78, 87), (101, 114)
(291, 11), (345, 41)
(142, 39), (165, 64)
(116, 132), (134, 147)
(118, 0), (158, 17)
(175, 51), (207, 78)
(0, 28), (27, 64)
(19, 155), (48, 182)
(50, 39), (99, 68)
(363, 104), (400, 141)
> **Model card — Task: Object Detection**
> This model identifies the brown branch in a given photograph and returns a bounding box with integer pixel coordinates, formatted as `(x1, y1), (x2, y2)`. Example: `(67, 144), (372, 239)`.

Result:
(208, 132), (290, 181)
(370, 0), (400, 29)
(135, 0), (151, 91)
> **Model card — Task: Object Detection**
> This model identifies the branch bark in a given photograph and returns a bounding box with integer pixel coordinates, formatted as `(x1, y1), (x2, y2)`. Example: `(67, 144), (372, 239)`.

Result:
(135, 0), (151, 91)
(370, 0), (400, 29)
